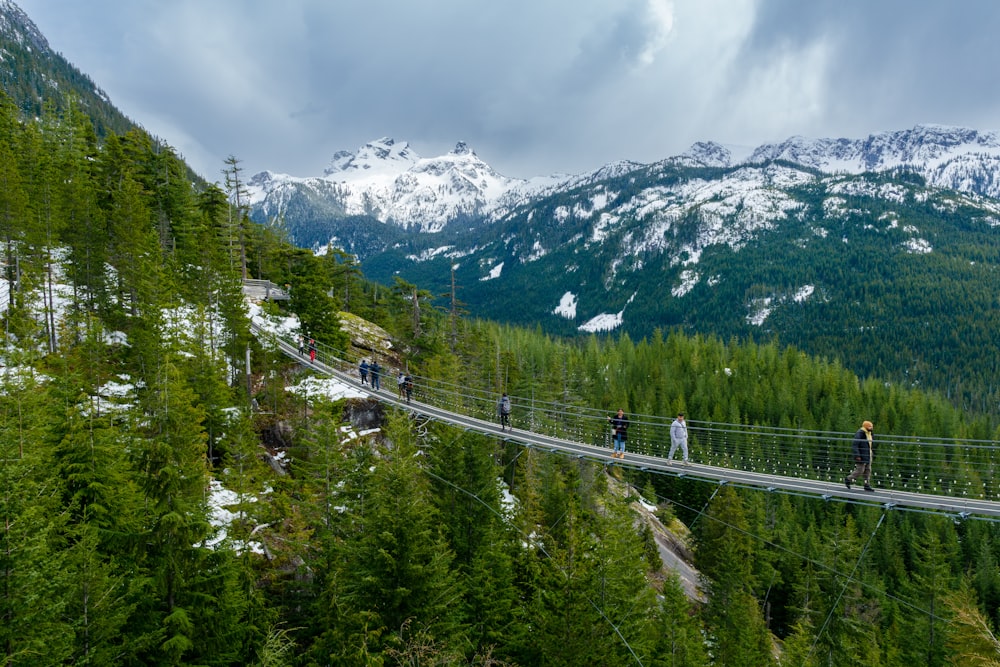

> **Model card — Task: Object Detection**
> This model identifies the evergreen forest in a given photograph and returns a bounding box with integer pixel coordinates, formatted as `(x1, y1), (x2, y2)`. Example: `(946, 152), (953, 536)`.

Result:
(5, 93), (1000, 667)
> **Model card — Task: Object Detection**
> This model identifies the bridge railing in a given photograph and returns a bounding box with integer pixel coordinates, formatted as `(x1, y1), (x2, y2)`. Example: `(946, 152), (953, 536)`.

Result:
(259, 322), (1000, 502)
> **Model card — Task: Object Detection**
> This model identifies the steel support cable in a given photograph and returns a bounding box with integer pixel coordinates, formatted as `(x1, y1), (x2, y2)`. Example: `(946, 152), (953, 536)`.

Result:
(425, 456), (941, 667)
(687, 482), (726, 532)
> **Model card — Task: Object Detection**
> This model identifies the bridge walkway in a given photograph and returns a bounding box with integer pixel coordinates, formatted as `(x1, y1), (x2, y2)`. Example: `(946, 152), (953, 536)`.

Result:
(252, 321), (1000, 519)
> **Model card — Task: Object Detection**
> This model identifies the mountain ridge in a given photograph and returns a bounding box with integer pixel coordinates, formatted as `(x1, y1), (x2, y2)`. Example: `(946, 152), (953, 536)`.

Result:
(247, 123), (1000, 239)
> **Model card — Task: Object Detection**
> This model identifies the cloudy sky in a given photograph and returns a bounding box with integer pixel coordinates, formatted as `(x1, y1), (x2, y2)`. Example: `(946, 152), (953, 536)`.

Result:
(15, 0), (1000, 182)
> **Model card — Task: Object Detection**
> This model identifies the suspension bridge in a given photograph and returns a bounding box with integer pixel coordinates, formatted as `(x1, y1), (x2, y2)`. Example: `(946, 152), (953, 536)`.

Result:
(251, 320), (1000, 520)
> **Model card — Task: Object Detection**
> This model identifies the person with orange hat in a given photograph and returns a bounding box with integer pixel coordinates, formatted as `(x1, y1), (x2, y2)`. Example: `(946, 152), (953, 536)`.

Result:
(845, 420), (875, 492)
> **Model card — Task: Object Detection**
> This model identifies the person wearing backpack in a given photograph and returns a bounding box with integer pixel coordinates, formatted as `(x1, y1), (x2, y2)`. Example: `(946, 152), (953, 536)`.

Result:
(497, 393), (512, 431)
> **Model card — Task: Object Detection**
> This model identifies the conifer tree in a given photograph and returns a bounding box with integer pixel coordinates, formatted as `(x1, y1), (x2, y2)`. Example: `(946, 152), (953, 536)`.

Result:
(0, 364), (74, 664)
(649, 572), (710, 666)
(128, 356), (253, 664)
(694, 486), (776, 666)
(899, 526), (959, 666)
(312, 413), (464, 662)
(943, 584), (1000, 666)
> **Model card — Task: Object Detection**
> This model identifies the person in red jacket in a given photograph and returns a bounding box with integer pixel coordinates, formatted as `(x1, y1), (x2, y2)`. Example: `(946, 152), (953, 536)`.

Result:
(845, 420), (874, 491)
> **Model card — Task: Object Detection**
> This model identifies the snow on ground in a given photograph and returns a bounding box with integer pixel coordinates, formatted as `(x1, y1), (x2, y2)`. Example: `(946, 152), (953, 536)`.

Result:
(793, 285), (815, 303)
(481, 261), (504, 281)
(903, 237), (933, 254)
(248, 302), (300, 339)
(672, 269), (700, 297)
(553, 291), (577, 319)
(202, 478), (265, 555)
(747, 297), (773, 326)
(579, 311), (623, 333)
(286, 375), (367, 403)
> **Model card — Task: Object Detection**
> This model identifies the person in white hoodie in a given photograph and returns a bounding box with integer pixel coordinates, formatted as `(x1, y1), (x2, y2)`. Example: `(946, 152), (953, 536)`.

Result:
(669, 412), (689, 463)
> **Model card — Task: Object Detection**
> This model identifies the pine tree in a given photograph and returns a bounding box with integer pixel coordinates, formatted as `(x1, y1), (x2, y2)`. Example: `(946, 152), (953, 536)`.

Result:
(899, 526), (959, 666)
(694, 486), (776, 666)
(310, 413), (464, 662)
(0, 363), (75, 664)
(943, 584), (1000, 666)
(648, 572), (709, 667)
(128, 355), (251, 664)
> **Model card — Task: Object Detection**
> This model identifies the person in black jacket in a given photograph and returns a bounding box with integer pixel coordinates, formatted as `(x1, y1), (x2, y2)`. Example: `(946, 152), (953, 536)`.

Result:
(845, 420), (875, 491)
(608, 408), (629, 459)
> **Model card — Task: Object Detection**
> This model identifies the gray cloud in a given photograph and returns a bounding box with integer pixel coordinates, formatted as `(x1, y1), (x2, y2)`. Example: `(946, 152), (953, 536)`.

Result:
(15, 0), (1000, 181)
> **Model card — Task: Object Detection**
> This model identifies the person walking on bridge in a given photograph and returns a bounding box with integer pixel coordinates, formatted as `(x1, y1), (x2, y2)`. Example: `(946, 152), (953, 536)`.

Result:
(669, 412), (689, 464)
(403, 374), (413, 403)
(608, 408), (629, 459)
(845, 420), (875, 492)
(359, 359), (369, 385)
(497, 392), (511, 431)
(370, 361), (381, 390)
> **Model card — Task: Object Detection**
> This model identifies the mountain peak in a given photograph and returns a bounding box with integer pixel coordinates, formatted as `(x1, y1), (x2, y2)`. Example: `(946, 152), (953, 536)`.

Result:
(451, 141), (474, 156)
(323, 137), (420, 179)
(0, 0), (50, 53)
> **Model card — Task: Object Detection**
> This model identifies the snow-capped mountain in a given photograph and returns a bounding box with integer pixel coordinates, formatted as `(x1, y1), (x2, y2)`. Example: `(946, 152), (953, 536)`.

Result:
(684, 125), (1000, 197)
(247, 137), (557, 233)
(248, 123), (1000, 411)
(249, 124), (1000, 247)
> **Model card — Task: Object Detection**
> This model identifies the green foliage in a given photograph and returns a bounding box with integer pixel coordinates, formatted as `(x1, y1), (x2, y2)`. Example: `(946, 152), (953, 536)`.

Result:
(6, 63), (1000, 665)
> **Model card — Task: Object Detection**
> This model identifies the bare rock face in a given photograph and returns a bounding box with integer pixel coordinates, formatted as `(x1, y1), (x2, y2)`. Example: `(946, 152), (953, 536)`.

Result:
(261, 419), (295, 449)
(344, 397), (385, 431)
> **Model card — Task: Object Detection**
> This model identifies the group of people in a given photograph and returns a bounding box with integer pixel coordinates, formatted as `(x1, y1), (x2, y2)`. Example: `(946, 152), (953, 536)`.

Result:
(297, 335), (318, 362)
(357, 359), (413, 403)
(397, 371), (413, 403)
(607, 409), (877, 493)
(358, 359), (382, 390)
(605, 409), (689, 462)
(353, 349), (877, 490)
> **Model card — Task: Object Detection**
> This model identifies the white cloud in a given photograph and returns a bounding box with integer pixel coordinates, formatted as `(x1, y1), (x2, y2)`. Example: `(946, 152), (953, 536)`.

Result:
(17, 0), (1000, 181)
